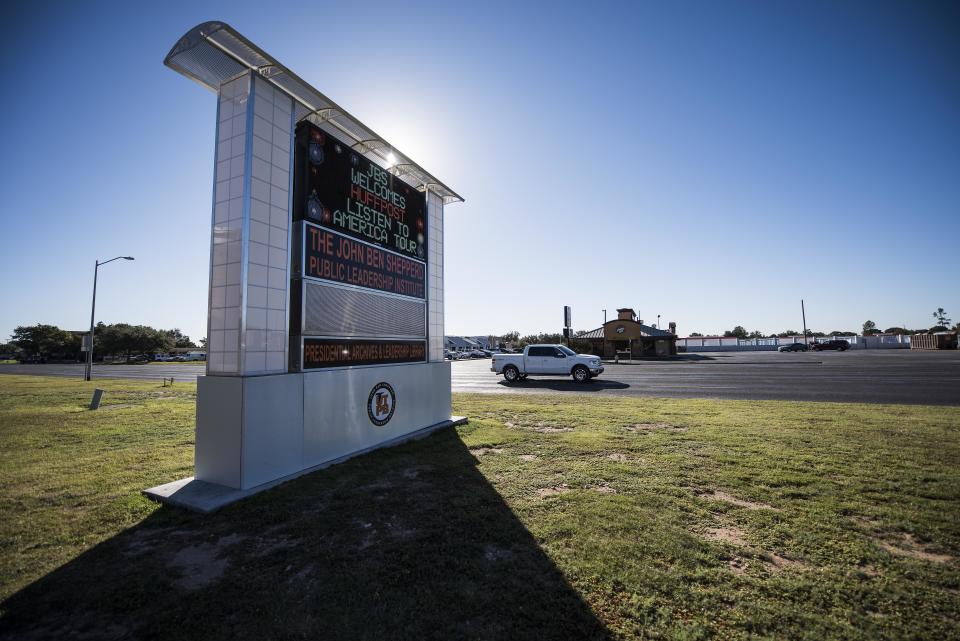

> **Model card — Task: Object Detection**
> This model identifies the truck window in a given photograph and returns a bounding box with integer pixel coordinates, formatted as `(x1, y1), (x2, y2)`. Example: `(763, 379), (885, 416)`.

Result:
(528, 347), (550, 357)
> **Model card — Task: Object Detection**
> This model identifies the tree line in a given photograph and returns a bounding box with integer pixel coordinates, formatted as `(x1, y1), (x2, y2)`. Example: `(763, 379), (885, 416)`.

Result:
(687, 307), (957, 339)
(0, 324), (204, 362)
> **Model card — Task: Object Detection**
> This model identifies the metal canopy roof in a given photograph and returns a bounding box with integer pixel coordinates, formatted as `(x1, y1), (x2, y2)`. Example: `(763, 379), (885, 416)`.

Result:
(165, 21), (463, 205)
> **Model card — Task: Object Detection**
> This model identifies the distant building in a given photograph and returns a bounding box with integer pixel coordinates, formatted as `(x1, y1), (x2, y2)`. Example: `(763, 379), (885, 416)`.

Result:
(444, 336), (480, 353)
(575, 308), (677, 358)
(445, 335), (501, 352)
(468, 336), (497, 350)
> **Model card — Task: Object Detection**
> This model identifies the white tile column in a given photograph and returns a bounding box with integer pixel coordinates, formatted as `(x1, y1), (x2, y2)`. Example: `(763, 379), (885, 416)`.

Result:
(427, 191), (445, 362)
(208, 73), (293, 376)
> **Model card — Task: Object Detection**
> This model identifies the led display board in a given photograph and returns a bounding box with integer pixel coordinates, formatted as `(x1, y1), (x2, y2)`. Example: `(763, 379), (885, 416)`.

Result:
(294, 122), (427, 261)
(291, 123), (430, 371)
(303, 338), (426, 369)
(301, 222), (425, 300)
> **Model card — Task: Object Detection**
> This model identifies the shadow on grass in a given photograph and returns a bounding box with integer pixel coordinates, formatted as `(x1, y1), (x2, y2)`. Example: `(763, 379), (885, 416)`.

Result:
(498, 379), (630, 392)
(0, 428), (610, 641)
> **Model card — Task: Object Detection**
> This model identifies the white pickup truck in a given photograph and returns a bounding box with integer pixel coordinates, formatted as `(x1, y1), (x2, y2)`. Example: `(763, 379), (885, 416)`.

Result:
(491, 344), (604, 383)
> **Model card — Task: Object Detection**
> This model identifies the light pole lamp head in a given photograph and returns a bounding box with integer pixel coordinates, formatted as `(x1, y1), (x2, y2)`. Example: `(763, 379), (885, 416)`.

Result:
(123, 256), (135, 260)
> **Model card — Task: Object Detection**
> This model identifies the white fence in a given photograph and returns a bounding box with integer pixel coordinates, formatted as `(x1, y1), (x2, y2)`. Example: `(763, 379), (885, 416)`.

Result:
(677, 335), (910, 352)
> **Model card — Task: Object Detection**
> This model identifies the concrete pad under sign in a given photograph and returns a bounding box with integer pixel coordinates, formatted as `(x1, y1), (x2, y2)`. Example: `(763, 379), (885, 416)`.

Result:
(144, 416), (468, 513)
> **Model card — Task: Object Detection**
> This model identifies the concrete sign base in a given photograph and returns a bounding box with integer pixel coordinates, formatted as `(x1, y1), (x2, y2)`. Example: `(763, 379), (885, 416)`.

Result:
(144, 415), (467, 513)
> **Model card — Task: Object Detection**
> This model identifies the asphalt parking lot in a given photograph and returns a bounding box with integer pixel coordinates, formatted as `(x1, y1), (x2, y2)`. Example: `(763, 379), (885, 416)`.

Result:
(2, 350), (958, 405)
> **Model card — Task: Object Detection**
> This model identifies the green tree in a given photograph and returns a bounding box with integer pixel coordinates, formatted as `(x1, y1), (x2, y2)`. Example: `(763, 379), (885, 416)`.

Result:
(862, 320), (878, 335)
(517, 332), (563, 348)
(500, 331), (519, 346)
(932, 308), (951, 328)
(777, 330), (799, 337)
(164, 328), (196, 348)
(747, 330), (765, 339)
(10, 324), (74, 357)
(95, 323), (172, 358)
(689, 332), (703, 337)
(0, 341), (23, 359)
(724, 326), (748, 339)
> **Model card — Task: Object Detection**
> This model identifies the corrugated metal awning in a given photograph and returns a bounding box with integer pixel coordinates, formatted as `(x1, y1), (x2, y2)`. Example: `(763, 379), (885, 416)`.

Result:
(165, 21), (463, 205)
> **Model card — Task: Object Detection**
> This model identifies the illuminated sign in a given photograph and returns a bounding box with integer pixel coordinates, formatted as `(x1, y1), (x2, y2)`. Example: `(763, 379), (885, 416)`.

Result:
(303, 338), (426, 369)
(302, 222), (425, 299)
(294, 122), (426, 260)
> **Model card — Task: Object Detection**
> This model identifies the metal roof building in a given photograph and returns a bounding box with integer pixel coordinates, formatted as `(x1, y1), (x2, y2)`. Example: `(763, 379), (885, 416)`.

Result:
(575, 308), (677, 358)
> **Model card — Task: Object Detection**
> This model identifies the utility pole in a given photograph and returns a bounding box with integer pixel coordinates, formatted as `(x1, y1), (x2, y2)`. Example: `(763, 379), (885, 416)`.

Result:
(801, 299), (808, 345)
(603, 309), (607, 324)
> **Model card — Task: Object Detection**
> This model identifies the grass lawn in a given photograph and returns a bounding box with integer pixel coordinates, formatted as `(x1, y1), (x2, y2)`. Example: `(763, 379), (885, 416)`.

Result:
(0, 375), (957, 640)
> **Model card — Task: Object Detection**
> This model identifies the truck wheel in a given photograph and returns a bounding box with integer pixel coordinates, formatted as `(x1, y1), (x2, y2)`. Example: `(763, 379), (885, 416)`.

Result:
(503, 366), (520, 382)
(572, 366), (590, 383)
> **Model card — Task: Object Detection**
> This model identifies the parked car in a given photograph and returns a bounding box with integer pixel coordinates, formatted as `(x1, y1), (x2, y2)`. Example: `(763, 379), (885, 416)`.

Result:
(470, 349), (487, 358)
(180, 351), (207, 361)
(778, 343), (809, 352)
(812, 339), (850, 351)
(491, 344), (603, 383)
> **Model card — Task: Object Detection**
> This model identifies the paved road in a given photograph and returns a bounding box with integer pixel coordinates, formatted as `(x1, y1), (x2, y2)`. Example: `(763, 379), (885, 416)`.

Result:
(0, 363), (206, 382)
(454, 350), (960, 406)
(2, 350), (959, 405)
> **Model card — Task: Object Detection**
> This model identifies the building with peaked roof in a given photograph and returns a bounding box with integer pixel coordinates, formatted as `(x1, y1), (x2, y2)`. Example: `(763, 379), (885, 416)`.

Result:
(444, 336), (480, 352)
(575, 308), (677, 358)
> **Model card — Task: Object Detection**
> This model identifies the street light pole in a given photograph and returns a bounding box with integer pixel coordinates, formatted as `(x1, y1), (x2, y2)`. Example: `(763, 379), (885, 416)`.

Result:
(603, 309), (607, 324)
(801, 299), (808, 346)
(85, 256), (134, 381)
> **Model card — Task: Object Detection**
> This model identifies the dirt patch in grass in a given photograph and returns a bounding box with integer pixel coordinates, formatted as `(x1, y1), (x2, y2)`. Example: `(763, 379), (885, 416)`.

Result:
(483, 544), (514, 561)
(589, 483), (617, 494)
(762, 551), (805, 571)
(625, 423), (686, 433)
(849, 516), (955, 564)
(699, 526), (808, 573)
(702, 526), (750, 546)
(253, 535), (299, 557)
(169, 533), (246, 590)
(537, 484), (571, 498)
(696, 489), (779, 511)
(519, 454), (538, 462)
(505, 420), (573, 433)
(877, 534), (954, 565)
(470, 447), (503, 457)
(607, 453), (628, 462)
(727, 556), (749, 575)
(849, 515), (883, 529)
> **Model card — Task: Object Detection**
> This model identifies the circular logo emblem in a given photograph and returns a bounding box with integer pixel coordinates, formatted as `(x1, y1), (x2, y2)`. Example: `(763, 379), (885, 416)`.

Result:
(367, 382), (396, 427)
(616, 326), (625, 334)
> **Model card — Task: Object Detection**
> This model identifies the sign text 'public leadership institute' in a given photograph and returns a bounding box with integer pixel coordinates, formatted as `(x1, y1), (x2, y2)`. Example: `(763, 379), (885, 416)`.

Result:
(302, 222), (425, 299)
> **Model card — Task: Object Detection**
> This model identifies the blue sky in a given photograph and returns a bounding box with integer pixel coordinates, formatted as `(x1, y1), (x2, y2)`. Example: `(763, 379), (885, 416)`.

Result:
(1, 0), (957, 342)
